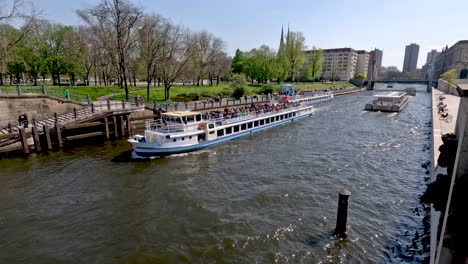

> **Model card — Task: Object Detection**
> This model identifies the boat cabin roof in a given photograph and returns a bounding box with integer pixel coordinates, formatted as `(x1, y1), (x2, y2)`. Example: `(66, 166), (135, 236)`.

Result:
(374, 91), (406, 98)
(162, 111), (202, 117)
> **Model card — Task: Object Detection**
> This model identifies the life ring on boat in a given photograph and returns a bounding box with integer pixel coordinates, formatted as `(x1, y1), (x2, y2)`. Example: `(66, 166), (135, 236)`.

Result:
(198, 122), (206, 130)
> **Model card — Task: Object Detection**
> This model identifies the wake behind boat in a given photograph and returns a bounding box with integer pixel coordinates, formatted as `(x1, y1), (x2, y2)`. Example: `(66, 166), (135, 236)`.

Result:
(129, 93), (333, 156)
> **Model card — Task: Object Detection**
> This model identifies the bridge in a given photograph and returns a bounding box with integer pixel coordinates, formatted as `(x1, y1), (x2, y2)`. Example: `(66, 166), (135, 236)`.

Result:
(366, 79), (438, 91)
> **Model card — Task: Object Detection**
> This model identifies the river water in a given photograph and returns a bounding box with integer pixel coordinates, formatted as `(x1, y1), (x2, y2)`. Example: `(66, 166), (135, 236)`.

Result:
(0, 84), (432, 263)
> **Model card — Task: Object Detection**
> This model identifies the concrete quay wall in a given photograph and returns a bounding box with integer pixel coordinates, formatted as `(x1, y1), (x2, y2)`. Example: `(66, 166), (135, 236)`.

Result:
(0, 95), (85, 127)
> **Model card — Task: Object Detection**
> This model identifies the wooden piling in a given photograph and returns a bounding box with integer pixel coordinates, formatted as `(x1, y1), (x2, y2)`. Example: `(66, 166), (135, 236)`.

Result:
(19, 127), (29, 154)
(125, 116), (131, 136)
(119, 116), (125, 138)
(43, 125), (52, 150)
(113, 116), (118, 138)
(32, 126), (41, 152)
(104, 118), (110, 139)
(55, 124), (63, 148)
(334, 189), (351, 237)
(107, 100), (111, 110)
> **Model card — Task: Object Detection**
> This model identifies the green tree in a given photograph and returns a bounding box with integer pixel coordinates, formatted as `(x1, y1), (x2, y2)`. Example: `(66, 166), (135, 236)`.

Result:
(231, 49), (244, 74)
(6, 61), (26, 84)
(441, 69), (457, 84)
(308, 47), (323, 79)
(284, 31), (306, 82)
(354, 72), (366, 79)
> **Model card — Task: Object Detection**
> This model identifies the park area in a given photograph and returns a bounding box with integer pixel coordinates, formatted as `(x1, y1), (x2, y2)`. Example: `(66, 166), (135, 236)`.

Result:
(0, 81), (355, 103)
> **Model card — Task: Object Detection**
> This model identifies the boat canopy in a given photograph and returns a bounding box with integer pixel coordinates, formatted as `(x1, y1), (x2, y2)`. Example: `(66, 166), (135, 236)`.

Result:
(162, 111), (202, 117)
(374, 91), (407, 99)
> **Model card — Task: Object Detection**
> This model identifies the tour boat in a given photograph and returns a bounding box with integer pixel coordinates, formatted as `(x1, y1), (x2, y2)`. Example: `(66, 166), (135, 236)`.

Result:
(364, 91), (410, 112)
(128, 93), (333, 156)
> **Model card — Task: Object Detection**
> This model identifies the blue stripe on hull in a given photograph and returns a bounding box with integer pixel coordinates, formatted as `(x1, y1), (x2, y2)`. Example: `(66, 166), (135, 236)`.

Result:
(134, 112), (313, 157)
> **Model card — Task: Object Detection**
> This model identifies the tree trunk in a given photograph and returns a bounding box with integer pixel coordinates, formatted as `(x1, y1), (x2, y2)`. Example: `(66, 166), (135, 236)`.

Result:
(146, 79), (151, 101)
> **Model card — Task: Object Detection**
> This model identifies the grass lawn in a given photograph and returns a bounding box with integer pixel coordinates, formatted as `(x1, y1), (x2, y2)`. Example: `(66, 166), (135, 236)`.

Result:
(0, 81), (355, 102)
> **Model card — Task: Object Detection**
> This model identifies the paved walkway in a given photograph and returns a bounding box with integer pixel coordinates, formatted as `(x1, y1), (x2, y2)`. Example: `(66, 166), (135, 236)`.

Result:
(429, 88), (460, 262)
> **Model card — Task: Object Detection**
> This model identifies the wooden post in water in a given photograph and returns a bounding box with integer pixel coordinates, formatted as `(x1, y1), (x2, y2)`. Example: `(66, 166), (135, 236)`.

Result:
(334, 189), (351, 237)
(54, 112), (58, 124)
(122, 100), (125, 109)
(43, 125), (52, 150)
(19, 127), (29, 154)
(104, 118), (110, 139)
(107, 100), (111, 110)
(91, 103), (95, 113)
(32, 126), (41, 152)
(112, 116), (118, 138)
(119, 116), (125, 138)
(55, 124), (63, 148)
(125, 115), (130, 137)
(73, 107), (77, 118)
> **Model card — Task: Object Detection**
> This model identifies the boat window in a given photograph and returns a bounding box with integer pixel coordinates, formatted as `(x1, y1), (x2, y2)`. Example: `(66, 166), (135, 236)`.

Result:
(254, 121), (259, 127)
(166, 135), (170, 139)
(280, 115), (284, 120)
(271, 117), (274, 123)
(248, 122), (253, 129)
(241, 124), (247, 130)
(234, 126), (239, 132)
(266, 118), (270, 124)
(217, 129), (224, 137)
(208, 124), (215, 129)
(209, 131), (215, 134)
(173, 138), (176, 142)
(276, 116), (279, 121)
(196, 115), (201, 121)
(189, 136), (192, 139)
(226, 127), (232, 134)
(182, 137), (185, 140)
(186, 115), (195, 123)
(260, 120), (264, 125)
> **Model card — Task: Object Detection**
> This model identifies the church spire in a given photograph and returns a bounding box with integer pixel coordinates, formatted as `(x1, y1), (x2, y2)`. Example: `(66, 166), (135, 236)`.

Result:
(278, 25), (285, 54)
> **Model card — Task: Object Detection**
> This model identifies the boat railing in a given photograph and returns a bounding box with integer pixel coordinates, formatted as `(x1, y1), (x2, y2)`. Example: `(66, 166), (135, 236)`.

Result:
(205, 102), (311, 126)
(145, 120), (200, 134)
(144, 100), (315, 133)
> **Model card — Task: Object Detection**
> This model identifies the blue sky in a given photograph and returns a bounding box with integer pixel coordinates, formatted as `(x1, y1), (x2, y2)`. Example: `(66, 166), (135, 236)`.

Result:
(31, 0), (467, 69)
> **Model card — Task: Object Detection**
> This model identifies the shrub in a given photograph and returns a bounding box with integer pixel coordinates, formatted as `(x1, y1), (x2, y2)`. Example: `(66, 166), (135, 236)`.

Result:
(230, 73), (247, 99)
(233, 87), (245, 99)
(255, 84), (278, 95)
(170, 93), (199, 102)
(354, 73), (366, 79)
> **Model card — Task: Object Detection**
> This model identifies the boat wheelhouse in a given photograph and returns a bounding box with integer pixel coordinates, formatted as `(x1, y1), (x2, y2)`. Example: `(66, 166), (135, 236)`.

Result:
(128, 93), (333, 156)
(364, 91), (410, 112)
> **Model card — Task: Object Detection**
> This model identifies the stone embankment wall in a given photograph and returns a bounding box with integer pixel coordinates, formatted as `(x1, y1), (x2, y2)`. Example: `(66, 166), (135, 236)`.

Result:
(0, 95), (85, 127)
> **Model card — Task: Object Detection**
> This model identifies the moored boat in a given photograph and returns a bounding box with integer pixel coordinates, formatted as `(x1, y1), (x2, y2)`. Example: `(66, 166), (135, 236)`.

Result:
(364, 91), (410, 112)
(129, 93), (333, 156)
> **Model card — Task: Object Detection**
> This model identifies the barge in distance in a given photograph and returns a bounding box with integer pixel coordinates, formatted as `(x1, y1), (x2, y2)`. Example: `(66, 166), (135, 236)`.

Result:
(129, 93), (333, 156)
(364, 91), (410, 112)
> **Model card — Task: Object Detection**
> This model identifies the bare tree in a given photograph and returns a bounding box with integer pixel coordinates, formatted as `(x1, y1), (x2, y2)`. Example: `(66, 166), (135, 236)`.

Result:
(138, 14), (165, 100)
(77, 0), (141, 100)
(159, 24), (193, 100)
(192, 31), (225, 86)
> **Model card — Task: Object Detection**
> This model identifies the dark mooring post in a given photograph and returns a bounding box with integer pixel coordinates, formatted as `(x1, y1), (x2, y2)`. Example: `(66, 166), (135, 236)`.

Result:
(43, 125), (52, 150)
(32, 126), (41, 152)
(19, 127), (29, 154)
(55, 123), (63, 148)
(334, 189), (351, 237)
